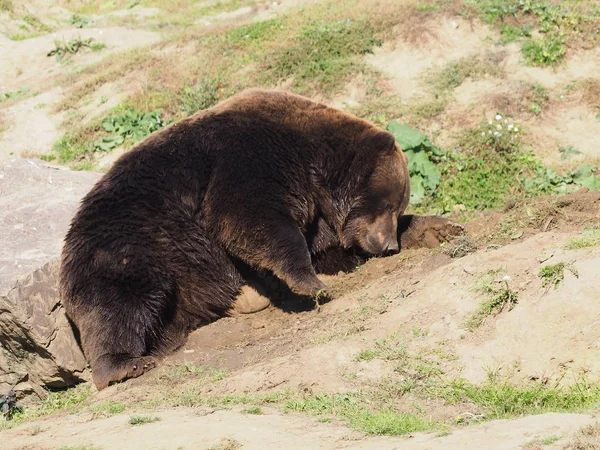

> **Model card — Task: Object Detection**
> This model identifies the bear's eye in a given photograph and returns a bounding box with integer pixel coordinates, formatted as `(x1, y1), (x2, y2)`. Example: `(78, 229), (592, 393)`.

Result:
(384, 203), (394, 212)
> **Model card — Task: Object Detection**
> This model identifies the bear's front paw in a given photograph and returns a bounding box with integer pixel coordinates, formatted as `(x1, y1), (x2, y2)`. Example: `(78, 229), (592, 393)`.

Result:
(288, 276), (328, 298)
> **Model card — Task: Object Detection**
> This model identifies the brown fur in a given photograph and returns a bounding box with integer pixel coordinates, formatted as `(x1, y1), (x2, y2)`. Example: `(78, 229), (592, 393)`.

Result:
(60, 89), (409, 389)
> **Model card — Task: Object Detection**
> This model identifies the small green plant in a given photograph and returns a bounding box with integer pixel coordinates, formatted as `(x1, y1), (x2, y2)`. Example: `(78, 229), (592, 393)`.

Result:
(559, 145), (582, 160)
(538, 262), (578, 290)
(0, 88), (30, 103)
(129, 415), (161, 426)
(464, 271), (518, 330)
(68, 14), (92, 28)
(357, 349), (379, 361)
(522, 35), (566, 67)
(0, 391), (23, 420)
(94, 109), (167, 152)
(387, 121), (442, 205)
(47, 38), (103, 61)
(241, 406), (263, 415)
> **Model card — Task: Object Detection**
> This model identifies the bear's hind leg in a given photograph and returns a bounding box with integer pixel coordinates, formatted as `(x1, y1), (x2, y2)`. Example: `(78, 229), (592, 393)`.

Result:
(92, 354), (157, 390)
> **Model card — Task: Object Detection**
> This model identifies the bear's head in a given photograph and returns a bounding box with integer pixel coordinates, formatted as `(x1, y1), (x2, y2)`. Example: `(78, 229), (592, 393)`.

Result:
(341, 129), (409, 256)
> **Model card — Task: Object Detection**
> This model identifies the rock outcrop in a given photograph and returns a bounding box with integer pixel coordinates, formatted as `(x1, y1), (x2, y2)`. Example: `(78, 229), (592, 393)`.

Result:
(0, 159), (100, 396)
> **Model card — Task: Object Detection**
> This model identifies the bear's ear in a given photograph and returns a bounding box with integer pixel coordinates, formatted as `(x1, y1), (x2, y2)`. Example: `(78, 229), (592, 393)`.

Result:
(361, 129), (398, 155)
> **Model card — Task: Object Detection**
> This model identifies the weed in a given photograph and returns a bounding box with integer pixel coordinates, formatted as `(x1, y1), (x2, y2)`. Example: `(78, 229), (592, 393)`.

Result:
(178, 78), (223, 116)
(1, 88), (30, 103)
(559, 145), (582, 160)
(522, 35), (566, 67)
(94, 109), (167, 152)
(263, 18), (382, 94)
(538, 262), (578, 290)
(47, 38), (104, 61)
(357, 349), (379, 361)
(387, 121), (442, 205)
(566, 224), (600, 250)
(529, 84), (549, 115)
(464, 270), (518, 330)
(241, 406), (263, 415)
(129, 414), (161, 426)
(68, 14), (92, 28)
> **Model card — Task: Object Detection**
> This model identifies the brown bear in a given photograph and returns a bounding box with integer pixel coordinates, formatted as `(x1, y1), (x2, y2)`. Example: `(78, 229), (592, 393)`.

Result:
(60, 89), (416, 390)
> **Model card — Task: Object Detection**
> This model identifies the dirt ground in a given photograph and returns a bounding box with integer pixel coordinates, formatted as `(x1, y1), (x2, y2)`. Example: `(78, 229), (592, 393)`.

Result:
(1, 0), (600, 449)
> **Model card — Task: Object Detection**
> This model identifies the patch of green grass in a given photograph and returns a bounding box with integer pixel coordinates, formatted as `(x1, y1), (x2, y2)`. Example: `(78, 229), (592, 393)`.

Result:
(177, 78), (223, 116)
(1, 384), (92, 430)
(225, 18), (285, 46)
(262, 18), (382, 94)
(499, 24), (531, 43)
(241, 406), (263, 415)
(464, 270), (518, 330)
(529, 83), (549, 115)
(22, 14), (52, 33)
(285, 393), (436, 436)
(566, 224), (600, 250)
(538, 262), (578, 290)
(471, 0), (600, 67)
(436, 376), (600, 419)
(1, 88), (30, 103)
(129, 415), (161, 426)
(426, 53), (504, 95)
(90, 400), (126, 415)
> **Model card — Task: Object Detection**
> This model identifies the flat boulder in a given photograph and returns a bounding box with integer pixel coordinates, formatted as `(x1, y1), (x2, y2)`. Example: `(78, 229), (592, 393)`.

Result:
(0, 159), (100, 396)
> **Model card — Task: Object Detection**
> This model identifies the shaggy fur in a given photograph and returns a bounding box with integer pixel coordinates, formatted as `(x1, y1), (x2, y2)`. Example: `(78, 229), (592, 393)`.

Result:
(60, 89), (409, 389)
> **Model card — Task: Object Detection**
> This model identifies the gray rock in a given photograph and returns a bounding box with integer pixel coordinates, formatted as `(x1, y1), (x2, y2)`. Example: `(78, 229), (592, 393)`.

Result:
(0, 158), (100, 396)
